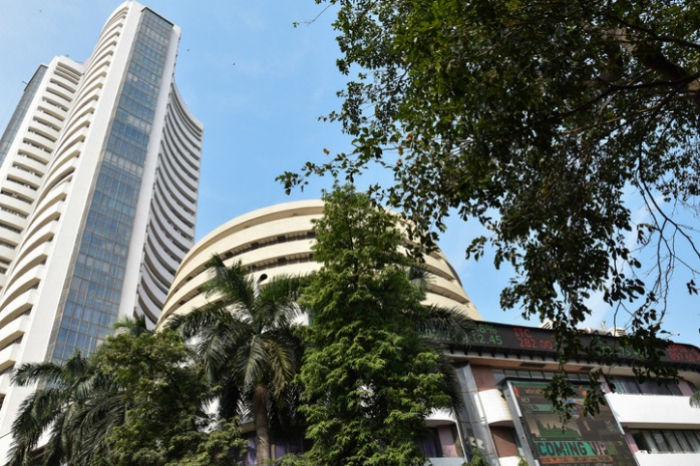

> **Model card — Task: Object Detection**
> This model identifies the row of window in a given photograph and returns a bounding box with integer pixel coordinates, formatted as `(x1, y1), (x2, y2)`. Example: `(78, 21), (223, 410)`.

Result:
(493, 370), (689, 397)
(52, 11), (173, 362)
(632, 429), (700, 454)
(608, 375), (685, 396)
(237, 426), (461, 466)
(492, 369), (590, 385)
(417, 425), (462, 459)
(53, 326), (112, 362)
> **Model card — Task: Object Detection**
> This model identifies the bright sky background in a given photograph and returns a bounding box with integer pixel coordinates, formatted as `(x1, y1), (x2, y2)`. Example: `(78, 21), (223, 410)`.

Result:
(0, 0), (697, 347)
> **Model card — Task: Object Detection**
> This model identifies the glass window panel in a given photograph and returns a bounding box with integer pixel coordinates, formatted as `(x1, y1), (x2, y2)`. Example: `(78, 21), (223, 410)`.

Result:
(632, 431), (650, 452)
(52, 11), (173, 362)
(652, 431), (669, 453)
(683, 431), (700, 452)
(672, 430), (692, 452)
(274, 443), (286, 459)
(640, 380), (665, 395)
(418, 429), (442, 458)
(642, 431), (658, 453)
(624, 378), (641, 394)
(492, 370), (505, 385)
(662, 430), (682, 452)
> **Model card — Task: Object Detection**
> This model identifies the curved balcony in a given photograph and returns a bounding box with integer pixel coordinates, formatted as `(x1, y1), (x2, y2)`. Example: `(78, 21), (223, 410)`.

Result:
(426, 408), (458, 426)
(0, 315), (30, 350)
(634, 452), (700, 466)
(0, 342), (22, 372)
(0, 210), (27, 232)
(606, 393), (700, 428)
(0, 289), (36, 326)
(0, 267), (43, 315)
(0, 245), (15, 264)
(0, 372), (11, 394)
(480, 389), (513, 426)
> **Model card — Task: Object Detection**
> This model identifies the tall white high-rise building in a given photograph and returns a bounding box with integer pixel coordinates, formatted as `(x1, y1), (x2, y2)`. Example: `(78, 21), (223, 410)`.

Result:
(0, 2), (202, 455)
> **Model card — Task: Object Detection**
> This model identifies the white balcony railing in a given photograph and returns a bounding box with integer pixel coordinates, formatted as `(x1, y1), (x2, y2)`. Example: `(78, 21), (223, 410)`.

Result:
(634, 451), (700, 466)
(606, 393), (700, 428)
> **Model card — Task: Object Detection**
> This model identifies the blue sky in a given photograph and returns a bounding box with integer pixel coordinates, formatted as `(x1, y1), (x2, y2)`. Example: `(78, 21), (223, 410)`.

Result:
(0, 0), (697, 347)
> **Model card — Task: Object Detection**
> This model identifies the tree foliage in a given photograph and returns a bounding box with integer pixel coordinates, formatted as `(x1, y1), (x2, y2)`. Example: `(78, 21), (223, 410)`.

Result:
(9, 352), (117, 466)
(467, 448), (489, 466)
(9, 318), (244, 466)
(299, 185), (471, 466)
(690, 389), (700, 408)
(166, 256), (304, 466)
(280, 0), (700, 410)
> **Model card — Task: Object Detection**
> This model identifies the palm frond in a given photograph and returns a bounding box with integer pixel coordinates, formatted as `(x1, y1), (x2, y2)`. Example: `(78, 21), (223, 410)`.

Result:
(217, 374), (244, 420)
(238, 335), (269, 392)
(166, 302), (236, 337)
(412, 304), (474, 345)
(260, 336), (297, 399)
(12, 359), (76, 388)
(8, 388), (65, 466)
(69, 391), (125, 464)
(691, 390), (700, 408)
(203, 255), (255, 311)
(113, 315), (152, 337)
(41, 409), (70, 466)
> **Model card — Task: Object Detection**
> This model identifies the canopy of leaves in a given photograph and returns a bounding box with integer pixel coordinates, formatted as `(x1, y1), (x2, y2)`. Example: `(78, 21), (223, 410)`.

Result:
(9, 319), (244, 466)
(280, 0), (700, 410)
(165, 257), (305, 466)
(298, 185), (468, 466)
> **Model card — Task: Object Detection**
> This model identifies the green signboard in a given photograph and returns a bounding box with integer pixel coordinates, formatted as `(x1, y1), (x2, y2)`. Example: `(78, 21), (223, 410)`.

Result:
(509, 381), (637, 465)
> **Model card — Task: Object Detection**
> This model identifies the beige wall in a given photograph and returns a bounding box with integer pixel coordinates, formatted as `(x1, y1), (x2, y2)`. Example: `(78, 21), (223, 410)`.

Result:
(159, 200), (481, 326)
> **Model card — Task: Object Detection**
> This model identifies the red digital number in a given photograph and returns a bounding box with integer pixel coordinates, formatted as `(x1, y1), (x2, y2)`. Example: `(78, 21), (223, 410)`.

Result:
(539, 339), (554, 350)
(517, 337), (536, 348)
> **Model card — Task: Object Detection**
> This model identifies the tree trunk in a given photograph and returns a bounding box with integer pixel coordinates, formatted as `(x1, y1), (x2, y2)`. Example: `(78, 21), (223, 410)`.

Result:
(253, 385), (271, 465)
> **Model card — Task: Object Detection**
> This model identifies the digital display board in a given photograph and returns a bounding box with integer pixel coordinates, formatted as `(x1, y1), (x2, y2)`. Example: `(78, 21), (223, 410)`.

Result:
(460, 322), (700, 366)
(509, 381), (637, 466)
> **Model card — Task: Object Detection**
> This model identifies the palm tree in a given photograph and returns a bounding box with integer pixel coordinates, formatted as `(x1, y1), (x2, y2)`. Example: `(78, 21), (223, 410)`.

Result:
(691, 390), (700, 408)
(8, 351), (122, 466)
(166, 255), (303, 466)
(8, 316), (151, 466)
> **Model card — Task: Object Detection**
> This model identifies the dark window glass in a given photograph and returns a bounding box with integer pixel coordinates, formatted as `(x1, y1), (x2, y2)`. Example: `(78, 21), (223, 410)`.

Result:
(652, 432), (669, 453)
(417, 428), (443, 458)
(49, 11), (173, 362)
(633, 430), (700, 454)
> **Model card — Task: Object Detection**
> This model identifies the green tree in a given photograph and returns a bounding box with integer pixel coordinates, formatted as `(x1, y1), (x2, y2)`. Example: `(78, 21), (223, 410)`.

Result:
(299, 185), (472, 466)
(8, 317), (150, 466)
(467, 448), (489, 466)
(281, 0), (699, 410)
(9, 318), (243, 466)
(97, 326), (241, 466)
(166, 256), (303, 466)
(9, 352), (116, 466)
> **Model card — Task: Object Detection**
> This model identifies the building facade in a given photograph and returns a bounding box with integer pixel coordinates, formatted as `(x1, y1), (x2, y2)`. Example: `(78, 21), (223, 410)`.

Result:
(158, 200), (481, 464)
(158, 199), (482, 325)
(159, 201), (700, 466)
(452, 322), (700, 466)
(0, 2), (202, 457)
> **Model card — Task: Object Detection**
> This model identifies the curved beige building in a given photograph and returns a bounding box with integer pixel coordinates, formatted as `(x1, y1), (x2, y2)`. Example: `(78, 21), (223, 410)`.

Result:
(159, 200), (481, 326)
